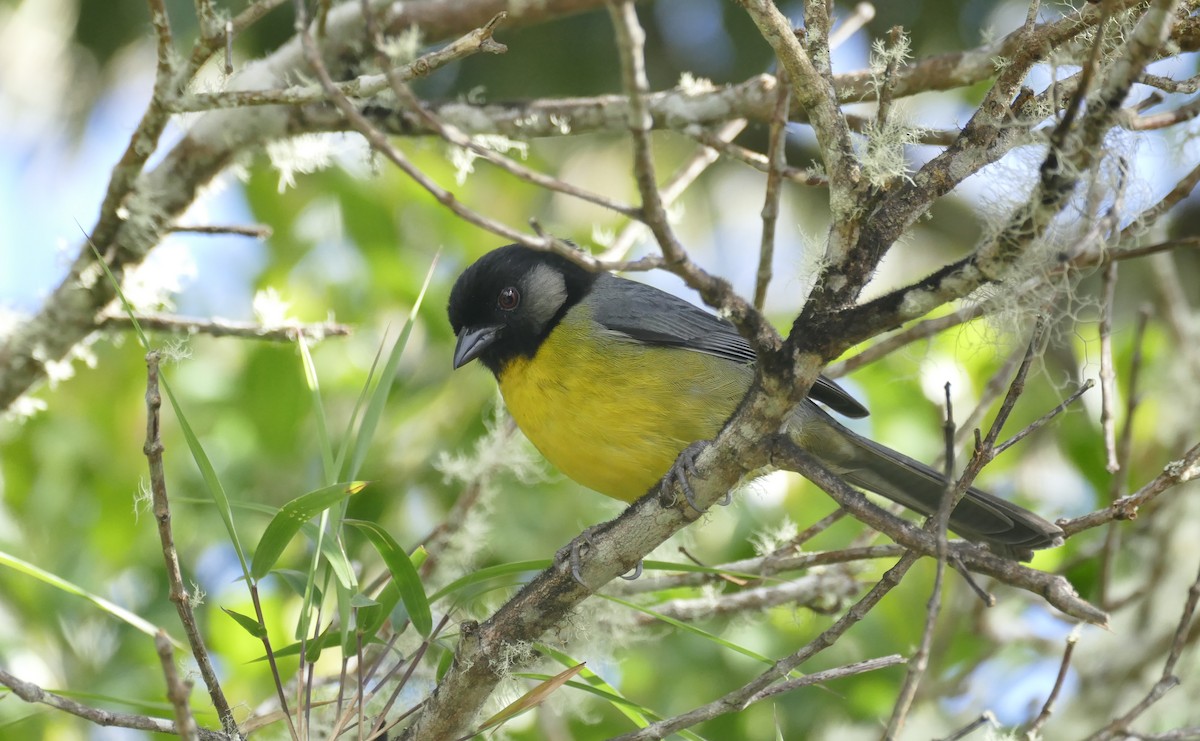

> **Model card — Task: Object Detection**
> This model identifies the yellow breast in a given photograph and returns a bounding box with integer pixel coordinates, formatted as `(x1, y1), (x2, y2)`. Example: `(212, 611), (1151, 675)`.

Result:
(497, 309), (752, 502)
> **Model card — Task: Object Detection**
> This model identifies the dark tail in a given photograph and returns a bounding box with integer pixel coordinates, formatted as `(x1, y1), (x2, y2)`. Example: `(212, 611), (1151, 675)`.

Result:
(791, 403), (1064, 561)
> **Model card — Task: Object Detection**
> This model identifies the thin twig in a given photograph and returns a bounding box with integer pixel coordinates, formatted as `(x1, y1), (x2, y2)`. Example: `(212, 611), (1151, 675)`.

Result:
(937, 712), (997, 741)
(610, 552), (922, 740)
(169, 223), (272, 238)
(224, 20), (234, 74)
(1060, 439), (1200, 536)
(773, 438), (1108, 625)
(608, 0), (682, 262)
(754, 655), (908, 701)
(627, 570), (859, 625)
(1099, 306), (1152, 608)
(156, 630), (199, 741)
(1099, 203), (1125, 473)
(1112, 236), (1200, 262)
(993, 379), (1094, 457)
(949, 555), (996, 607)
(687, 126), (827, 185)
(610, 543), (905, 596)
(755, 66), (790, 310)
(884, 383), (955, 739)
(1024, 629), (1078, 739)
(872, 25), (906, 139)
(143, 351), (241, 739)
(293, 1), (538, 248)
(784, 508), (849, 550)
(973, 320), (1045, 462)
(826, 233), (1197, 382)
(825, 302), (989, 378)
(948, 339), (1029, 455)
(183, 0), (287, 79)
(367, 614), (453, 739)
(365, 12), (644, 222)
(0, 667), (226, 740)
(828, 3), (876, 49)
(606, 0), (777, 348)
(1083, 554), (1200, 739)
(170, 10), (509, 114)
(103, 313), (351, 341)
(601, 119), (748, 262)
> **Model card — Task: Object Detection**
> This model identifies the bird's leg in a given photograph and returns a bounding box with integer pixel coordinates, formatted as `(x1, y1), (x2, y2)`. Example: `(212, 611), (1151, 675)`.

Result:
(660, 440), (731, 511)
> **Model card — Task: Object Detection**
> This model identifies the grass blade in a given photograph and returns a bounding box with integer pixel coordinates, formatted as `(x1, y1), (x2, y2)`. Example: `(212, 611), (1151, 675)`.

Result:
(344, 253), (439, 481)
(427, 560), (551, 604)
(600, 593), (775, 666)
(474, 662), (586, 733)
(0, 549), (169, 640)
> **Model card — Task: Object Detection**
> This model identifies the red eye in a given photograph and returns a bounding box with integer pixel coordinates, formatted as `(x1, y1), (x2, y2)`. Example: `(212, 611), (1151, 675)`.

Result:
(497, 286), (520, 311)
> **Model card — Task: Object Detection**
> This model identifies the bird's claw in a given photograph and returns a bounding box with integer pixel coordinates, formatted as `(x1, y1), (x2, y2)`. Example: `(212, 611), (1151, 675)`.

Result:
(556, 525), (600, 587)
(555, 525), (643, 583)
(660, 440), (730, 511)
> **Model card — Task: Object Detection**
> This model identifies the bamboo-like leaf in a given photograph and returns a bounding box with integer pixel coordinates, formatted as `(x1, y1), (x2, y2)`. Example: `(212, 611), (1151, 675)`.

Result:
(221, 606), (267, 639)
(358, 580), (401, 636)
(600, 593), (775, 666)
(344, 253), (439, 481)
(427, 559), (551, 603)
(87, 241), (148, 349)
(474, 663), (587, 733)
(345, 519), (432, 637)
(0, 549), (171, 641)
(297, 334), (335, 486)
(250, 481), (367, 580)
(536, 645), (658, 730)
(251, 629), (358, 663)
(272, 569), (321, 602)
(162, 376), (252, 579)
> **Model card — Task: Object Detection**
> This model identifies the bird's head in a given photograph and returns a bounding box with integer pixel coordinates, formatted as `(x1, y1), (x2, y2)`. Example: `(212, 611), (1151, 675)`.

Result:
(447, 244), (596, 374)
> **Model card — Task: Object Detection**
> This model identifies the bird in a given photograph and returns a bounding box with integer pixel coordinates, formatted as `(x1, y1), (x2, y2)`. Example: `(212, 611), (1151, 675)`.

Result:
(447, 244), (1064, 560)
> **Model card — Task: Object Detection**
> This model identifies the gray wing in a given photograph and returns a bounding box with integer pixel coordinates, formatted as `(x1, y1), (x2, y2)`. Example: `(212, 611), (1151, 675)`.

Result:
(589, 274), (868, 418)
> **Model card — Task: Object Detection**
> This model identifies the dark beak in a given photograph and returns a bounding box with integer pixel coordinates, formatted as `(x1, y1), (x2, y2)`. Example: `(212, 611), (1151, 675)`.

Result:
(453, 325), (502, 369)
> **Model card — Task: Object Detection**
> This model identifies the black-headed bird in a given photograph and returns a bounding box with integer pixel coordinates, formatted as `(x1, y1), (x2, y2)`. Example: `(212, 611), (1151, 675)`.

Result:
(448, 244), (1063, 560)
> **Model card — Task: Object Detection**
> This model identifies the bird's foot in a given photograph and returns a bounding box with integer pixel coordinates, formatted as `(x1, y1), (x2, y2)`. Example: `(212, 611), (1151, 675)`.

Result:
(555, 523), (643, 585)
(659, 440), (731, 512)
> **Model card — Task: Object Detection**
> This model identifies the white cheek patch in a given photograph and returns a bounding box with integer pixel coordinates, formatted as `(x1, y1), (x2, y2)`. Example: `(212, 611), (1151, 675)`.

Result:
(524, 263), (568, 328)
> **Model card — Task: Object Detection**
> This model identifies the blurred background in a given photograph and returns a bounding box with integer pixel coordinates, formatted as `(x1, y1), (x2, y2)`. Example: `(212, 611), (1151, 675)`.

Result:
(1, 0), (1198, 738)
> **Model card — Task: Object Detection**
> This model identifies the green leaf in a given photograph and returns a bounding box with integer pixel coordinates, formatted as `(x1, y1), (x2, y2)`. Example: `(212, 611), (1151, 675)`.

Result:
(600, 593), (775, 666)
(273, 569), (322, 602)
(87, 241), (148, 349)
(162, 375), (251, 579)
(250, 481), (367, 580)
(427, 560), (550, 604)
(536, 645), (657, 730)
(0, 549), (171, 641)
(358, 580), (401, 636)
(222, 607), (267, 639)
(253, 630), (360, 663)
(297, 334), (336, 486)
(305, 627), (329, 663)
(343, 254), (439, 481)
(345, 519), (432, 637)
(350, 592), (378, 608)
(316, 533), (357, 590)
(474, 663), (587, 733)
